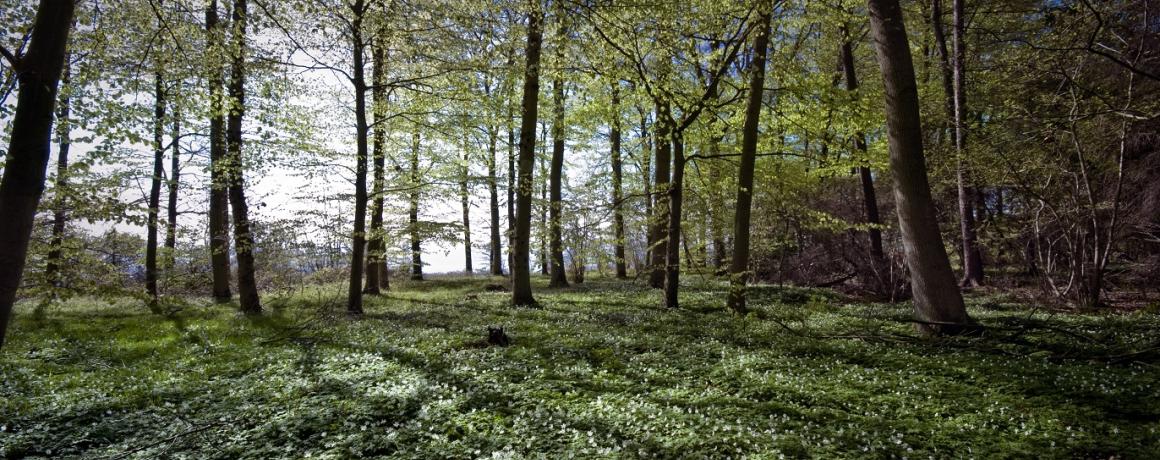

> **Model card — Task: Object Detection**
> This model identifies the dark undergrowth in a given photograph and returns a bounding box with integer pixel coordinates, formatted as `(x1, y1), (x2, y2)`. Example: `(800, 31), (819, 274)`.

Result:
(1, 276), (1157, 459)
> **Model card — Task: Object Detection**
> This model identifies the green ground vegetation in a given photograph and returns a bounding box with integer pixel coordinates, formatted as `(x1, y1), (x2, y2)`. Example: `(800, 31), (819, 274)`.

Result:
(2, 277), (1158, 459)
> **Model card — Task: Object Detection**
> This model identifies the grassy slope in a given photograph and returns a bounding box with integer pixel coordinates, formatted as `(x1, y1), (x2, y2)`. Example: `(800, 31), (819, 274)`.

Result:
(1, 276), (1157, 459)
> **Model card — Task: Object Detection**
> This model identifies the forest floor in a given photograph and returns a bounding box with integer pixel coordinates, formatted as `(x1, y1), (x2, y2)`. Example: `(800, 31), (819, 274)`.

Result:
(2, 276), (1158, 459)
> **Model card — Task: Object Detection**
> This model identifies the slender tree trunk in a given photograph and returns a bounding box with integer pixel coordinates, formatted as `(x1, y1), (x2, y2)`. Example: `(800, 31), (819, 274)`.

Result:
(146, 49), (166, 310)
(867, 0), (973, 335)
(858, 166), (884, 259)
(461, 144), (473, 273)
(610, 82), (627, 279)
(488, 127), (503, 275)
(227, 0), (260, 314)
(930, 0), (955, 140)
(663, 134), (686, 308)
(0, 0), (76, 349)
(365, 38), (387, 294)
(512, 5), (544, 306)
(952, 0), (983, 287)
(409, 130), (423, 280)
(166, 100), (180, 271)
(840, 34), (886, 280)
(46, 55), (72, 290)
(345, 1), (370, 315)
(539, 132), (549, 276)
(639, 108), (652, 275)
(649, 101), (672, 288)
(507, 113), (516, 275)
(206, 0), (231, 303)
(708, 135), (726, 271)
(548, 76), (568, 288)
(727, 4), (773, 314)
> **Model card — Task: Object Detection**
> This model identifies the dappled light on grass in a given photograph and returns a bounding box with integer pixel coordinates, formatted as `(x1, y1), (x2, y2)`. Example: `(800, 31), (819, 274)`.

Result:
(2, 277), (1158, 458)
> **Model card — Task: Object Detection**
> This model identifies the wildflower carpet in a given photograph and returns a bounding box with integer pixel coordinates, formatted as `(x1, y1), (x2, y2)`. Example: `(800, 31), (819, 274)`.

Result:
(2, 277), (1157, 458)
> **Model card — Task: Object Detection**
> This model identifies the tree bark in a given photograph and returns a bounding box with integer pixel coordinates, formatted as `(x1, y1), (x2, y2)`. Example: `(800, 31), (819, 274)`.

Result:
(539, 129), (548, 276)
(166, 99), (180, 270)
(610, 82), (627, 279)
(227, 0), (260, 314)
(548, 76), (568, 288)
(488, 126), (503, 275)
(648, 101), (672, 289)
(46, 54), (72, 290)
(663, 134), (686, 308)
(930, 0), (955, 138)
(364, 36), (387, 294)
(345, 0), (370, 315)
(511, 4), (543, 306)
(0, 0), (76, 349)
(461, 143), (473, 273)
(409, 130), (423, 280)
(867, 0), (973, 335)
(146, 43), (166, 310)
(639, 107), (652, 275)
(507, 110), (516, 275)
(206, 0), (232, 303)
(952, 0), (983, 287)
(708, 135), (726, 271)
(727, 4), (772, 314)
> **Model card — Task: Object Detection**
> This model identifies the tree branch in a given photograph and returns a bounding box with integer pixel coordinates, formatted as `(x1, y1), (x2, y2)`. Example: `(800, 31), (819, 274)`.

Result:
(0, 44), (19, 69)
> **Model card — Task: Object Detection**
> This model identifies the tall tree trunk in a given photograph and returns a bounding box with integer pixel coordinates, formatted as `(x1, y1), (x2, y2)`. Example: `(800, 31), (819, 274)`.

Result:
(708, 135), (726, 271)
(146, 46), (166, 310)
(346, 1), (370, 315)
(507, 111), (516, 275)
(511, 4), (544, 306)
(0, 0), (76, 349)
(461, 144), (473, 273)
(206, 0), (232, 303)
(727, 4), (773, 314)
(840, 33), (886, 282)
(488, 127), (503, 275)
(952, 0), (983, 287)
(539, 132), (549, 276)
(227, 0), (260, 315)
(648, 101), (672, 288)
(639, 108), (652, 275)
(867, 0), (973, 335)
(365, 37), (387, 294)
(548, 76), (568, 288)
(166, 99), (180, 270)
(46, 54), (72, 290)
(663, 134), (686, 308)
(409, 130), (423, 280)
(930, 0), (955, 140)
(610, 82), (627, 279)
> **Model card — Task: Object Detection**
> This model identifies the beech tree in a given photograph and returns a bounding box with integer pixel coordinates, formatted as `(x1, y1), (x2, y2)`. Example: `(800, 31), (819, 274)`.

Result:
(44, 55), (72, 290)
(144, 0), (167, 311)
(547, 14), (568, 288)
(727, 1), (773, 314)
(206, 0), (232, 303)
(364, 34), (389, 294)
(226, 0), (261, 315)
(840, 28), (886, 293)
(866, 0), (973, 335)
(511, 2), (544, 306)
(0, 0), (76, 349)
(344, 0), (373, 315)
